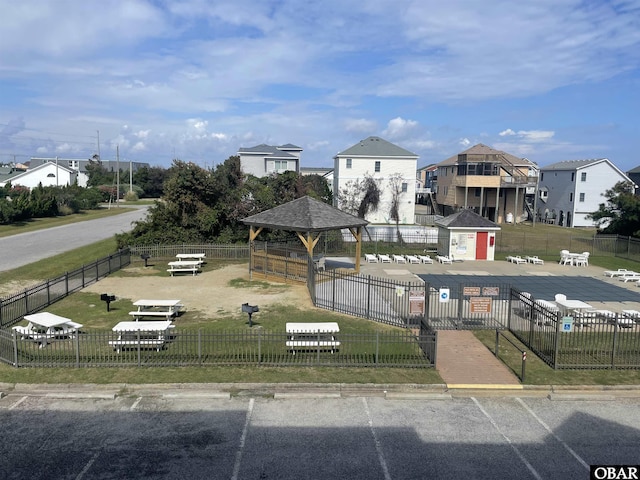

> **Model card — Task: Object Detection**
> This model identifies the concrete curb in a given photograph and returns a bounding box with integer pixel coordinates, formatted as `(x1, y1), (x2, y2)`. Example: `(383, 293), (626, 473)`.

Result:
(3, 383), (640, 399)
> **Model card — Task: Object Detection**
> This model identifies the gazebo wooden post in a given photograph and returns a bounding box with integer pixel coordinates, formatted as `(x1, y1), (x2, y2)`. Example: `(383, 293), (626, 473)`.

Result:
(248, 226), (263, 279)
(296, 231), (320, 260)
(349, 226), (362, 273)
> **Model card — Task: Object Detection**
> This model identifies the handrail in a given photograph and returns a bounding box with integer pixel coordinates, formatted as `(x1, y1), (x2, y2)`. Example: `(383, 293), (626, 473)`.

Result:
(494, 329), (526, 382)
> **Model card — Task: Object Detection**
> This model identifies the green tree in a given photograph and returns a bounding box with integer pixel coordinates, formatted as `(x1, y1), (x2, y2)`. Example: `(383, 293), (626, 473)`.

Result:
(588, 181), (640, 237)
(133, 166), (168, 198)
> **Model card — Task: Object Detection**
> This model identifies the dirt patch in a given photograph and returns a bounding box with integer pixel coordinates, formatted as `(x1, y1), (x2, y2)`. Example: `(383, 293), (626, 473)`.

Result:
(81, 263), (313, 317)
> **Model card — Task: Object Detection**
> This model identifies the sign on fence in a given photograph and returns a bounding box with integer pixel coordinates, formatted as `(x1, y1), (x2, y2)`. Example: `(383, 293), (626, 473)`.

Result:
(470, 297), (492, 313)
(409, 290), (425, 315)
(439, 288), (450, 303)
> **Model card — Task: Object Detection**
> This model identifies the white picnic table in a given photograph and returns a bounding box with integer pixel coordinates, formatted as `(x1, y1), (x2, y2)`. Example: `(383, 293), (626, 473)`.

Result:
(554, 298), (594, 315)
(109, 320), (175, 353)
(12, 312), (83, 347)
(130, 299), (183, 320)
(286, 322), (340, 354)
(176, 253), (206, 263)
(167, 260), (201, 276)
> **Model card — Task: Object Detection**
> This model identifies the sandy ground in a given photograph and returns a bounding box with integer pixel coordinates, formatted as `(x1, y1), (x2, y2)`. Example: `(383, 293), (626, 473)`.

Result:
(81, 263), (313, 317)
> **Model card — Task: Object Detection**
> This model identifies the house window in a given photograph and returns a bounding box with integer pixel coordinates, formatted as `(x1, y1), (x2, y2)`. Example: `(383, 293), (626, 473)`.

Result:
(475, 188), (481, 197)
(274, 160), (287, 171)
(581, 172), (587, 181)
(579, 193), (585, 202)
(47, 173), (55, 177)
(540, 172), (544, 181)
(346, 158), (352, 168)
(375, 161), (381, 172)
(569, 193), (573, 202)
(401, 182), (407, 193)
(571, 172), (575, 182)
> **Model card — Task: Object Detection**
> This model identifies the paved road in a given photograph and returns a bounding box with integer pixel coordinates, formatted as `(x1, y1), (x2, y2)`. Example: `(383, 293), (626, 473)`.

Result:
(0, 207), (148, 272)
(0, 385), (638, 479)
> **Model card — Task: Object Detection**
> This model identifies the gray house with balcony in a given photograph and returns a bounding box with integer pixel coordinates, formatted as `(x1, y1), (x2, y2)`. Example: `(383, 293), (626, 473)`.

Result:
(237, 143), (302, 178)
(433, 144), (538, 224)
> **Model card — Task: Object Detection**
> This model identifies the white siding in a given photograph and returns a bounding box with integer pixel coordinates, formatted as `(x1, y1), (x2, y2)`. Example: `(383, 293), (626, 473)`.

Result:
(333, 155), (417, 224)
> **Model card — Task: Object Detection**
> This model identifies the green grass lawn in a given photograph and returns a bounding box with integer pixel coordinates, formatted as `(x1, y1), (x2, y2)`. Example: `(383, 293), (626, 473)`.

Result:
(0, 207), (137, 239)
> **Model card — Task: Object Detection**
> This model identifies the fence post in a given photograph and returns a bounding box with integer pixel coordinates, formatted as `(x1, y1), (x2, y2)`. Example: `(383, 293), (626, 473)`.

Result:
(332, 269), (336, 311)
(611, 322), (619, 368)
(521, 351), (526, 383)
(366, 276), (371, 320)
(13, 331), (19, 367)
(317, 330), (320, 364)
(258, 329), (262, 365)
(47, 279), (51, 306)
(65, 272), (69, 296)
(82, 264), (86, 288)
(75, 332), (80, 368)
(137, 330), (141, 367)
(553, 311), (561, 369)
(198, 329), (202, 365)
(375, 331), (379, 366)
(495, 329), (499, 357)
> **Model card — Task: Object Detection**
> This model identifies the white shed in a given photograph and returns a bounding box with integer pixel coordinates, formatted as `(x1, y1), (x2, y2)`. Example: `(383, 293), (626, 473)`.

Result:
(436, 210), (501, 261)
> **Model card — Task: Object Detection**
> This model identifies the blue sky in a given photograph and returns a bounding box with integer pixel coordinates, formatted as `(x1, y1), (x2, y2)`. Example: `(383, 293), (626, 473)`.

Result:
(0, 0), (639, 171)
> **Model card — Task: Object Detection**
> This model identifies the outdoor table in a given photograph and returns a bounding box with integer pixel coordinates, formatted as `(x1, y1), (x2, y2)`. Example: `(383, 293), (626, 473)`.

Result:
(553, 298), (593, 315)
(13, 312), (83, 347)
(109, 320), (175, 353)
(130, 299), (183, 320)
(176, 253), (206, 263)
(167, 260), (201, 276)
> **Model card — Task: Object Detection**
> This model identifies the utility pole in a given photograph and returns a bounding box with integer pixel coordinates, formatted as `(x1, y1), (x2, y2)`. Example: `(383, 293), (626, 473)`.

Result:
(55, 156), (59, 187)
(116, 146), (120, 207)
(129, 158), (133, 193)
(96, 130), (101, 159)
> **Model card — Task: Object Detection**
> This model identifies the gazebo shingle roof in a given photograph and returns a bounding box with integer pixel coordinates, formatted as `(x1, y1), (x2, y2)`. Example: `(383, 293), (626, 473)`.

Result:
(242, 196), (368, 232)
(436, 209), (500, 229)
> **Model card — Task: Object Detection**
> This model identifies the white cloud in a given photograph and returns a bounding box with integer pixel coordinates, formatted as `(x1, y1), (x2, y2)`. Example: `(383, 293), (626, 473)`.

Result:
(132, 142), (146, 152)
(134, 130), (151, 139)
(459, 138), (471, 147)
(499, 129), (516, 136)
(382, 117), (418, 139)
(518, 130), (555, 142)
(36, 146), (48, 154)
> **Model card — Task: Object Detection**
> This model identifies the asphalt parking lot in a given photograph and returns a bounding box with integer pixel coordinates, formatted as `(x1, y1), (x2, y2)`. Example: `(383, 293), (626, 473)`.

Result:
(1, 386), (639, 480)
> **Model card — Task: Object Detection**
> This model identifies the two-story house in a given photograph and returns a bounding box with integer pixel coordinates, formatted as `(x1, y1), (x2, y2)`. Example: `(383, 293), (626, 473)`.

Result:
(538, 158), (633, 228)
(434, 144), (538, 224)
(333, 136), (418, 225)
(237, 143), (302, 178)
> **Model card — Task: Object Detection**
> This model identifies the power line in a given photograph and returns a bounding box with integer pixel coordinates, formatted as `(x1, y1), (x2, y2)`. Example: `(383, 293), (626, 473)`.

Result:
(0, 122), (97, 140)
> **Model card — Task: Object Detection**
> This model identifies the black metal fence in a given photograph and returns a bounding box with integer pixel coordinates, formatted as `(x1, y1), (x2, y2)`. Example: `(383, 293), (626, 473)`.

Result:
(312, 271), (640, 370)
(129, 244), (250, 259)
(0, 249), (131, 329)
(0, 328), (433, 368)
(509, 289), (640, 369)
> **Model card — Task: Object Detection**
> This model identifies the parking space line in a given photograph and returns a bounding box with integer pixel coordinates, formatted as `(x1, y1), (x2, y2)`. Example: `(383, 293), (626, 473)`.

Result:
(231, 398), (254, 480)
(472, 397), (543, 480)
(516, 397), (589, 471)
(362, 398), (392, 480)
(130, 397), (142, 411)
(8, 396), (28, 410)
(75, 450), (100, 480)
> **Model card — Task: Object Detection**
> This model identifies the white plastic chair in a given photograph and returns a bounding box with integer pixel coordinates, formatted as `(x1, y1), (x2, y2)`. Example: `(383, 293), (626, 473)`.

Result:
(555, 293), (567, 303)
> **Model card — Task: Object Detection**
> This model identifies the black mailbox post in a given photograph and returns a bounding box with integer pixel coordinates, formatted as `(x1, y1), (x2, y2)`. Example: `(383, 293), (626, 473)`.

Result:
(241, 303), (259, 327)
(100, 293), (116, 312)
(140, 254), (151, 267)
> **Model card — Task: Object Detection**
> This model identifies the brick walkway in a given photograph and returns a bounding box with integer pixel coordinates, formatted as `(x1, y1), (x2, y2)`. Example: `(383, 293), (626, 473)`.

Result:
(436, 330), (521, 387)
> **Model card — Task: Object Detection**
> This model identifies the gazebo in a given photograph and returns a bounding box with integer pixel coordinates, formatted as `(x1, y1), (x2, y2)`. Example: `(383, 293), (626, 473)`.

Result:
(242, 196), (369, 281)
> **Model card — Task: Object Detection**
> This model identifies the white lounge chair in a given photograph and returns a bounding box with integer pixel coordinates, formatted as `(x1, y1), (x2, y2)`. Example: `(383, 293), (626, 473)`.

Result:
(436, 255), (453, 264)
(507, 255), (527, 264)
(619, 274), (640, 283)
(405, 255), (420, 264)
(525, 255), (544, 265)
(392, 254), (406, 264)
(417, 255), (433, 264)
(377, 254), (391, 263)
(364, 254), (378, 263)
(604, 269), (634, 277)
